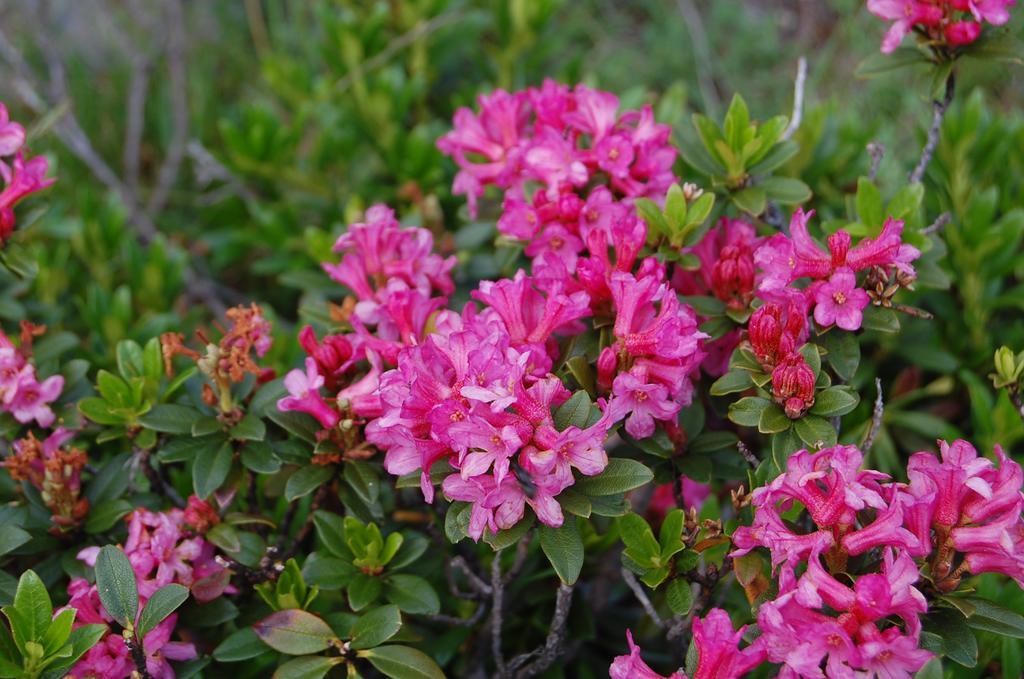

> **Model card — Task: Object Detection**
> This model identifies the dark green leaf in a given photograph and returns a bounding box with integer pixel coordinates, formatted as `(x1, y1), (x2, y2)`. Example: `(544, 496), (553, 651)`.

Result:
(213, 627), (269, 662)
(666, 579), (693, 616)
(95, 546), (139, 629)
(137, 584), (189, 638)
(349, 605), (402, 650)
(273, 655), (343, 679)
(727, 397), (771, 427)
(230, 414), (266, 441)
(360, 645), (446, 679)
(286, 466), (334, 502)
(0, 526), (31, 557)
(539, 521), (584, 585)
(794, 415), (837, 450)
(193, 441), (234, 499)
(139, 404), (200, 434)
(923, 608), (977, 667)
(574, 458), (653, 496)
(85, 500), (134, 534)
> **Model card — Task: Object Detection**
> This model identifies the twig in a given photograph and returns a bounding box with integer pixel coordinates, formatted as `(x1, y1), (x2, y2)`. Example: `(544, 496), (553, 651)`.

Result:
(145, 0), (188, 218)
(491, 554), (507, 677)
(503, 531), (532, 585)
(921, 212), (951, 236)
(126, 636), (154, 679)
(137, 447), (185, 508)
(867, 142), (885, 181)
(509, 583), (575, 678)
(737, 441), (758, 468)
(675, 0), (721, 118)
(1007, 384), (1024, 426)
(621, 568), (665, 629)
(450, 556), (491, 597)
(862, 378), (884, 453)
(425, 603), (487, 628)
(909, 72), (955, 185)
(781, 56), (807, 142)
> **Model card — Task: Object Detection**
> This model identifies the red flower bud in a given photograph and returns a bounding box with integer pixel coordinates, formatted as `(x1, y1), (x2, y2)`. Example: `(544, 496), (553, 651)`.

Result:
(771, 352), (816, 419)
(711, 244), (755, 309)
(298, 325), (353, 387)
(945, 21), (981, 46)
(597, 346), (618, 392)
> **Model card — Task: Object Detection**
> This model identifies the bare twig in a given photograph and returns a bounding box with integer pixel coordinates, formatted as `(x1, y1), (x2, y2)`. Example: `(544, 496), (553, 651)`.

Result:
(491, 554), (508, 677)
(145, 0), (188, 217)
(510, 583), (575, 678)
(675, 0), (721, 118)
(425, 602), (487, 628)
(450, 556), (492, 597)
(503, 531), (533, 585)
(909, 73), (955, 185)
(137, 447), (185, 508)
(862, 378), (884, 453)
(921, 212), (951, 236)
(781, 56), (808, 142)
(737, 441), (758, 468)
(867, 142), (885, 181)
(621, 568), (666, 629)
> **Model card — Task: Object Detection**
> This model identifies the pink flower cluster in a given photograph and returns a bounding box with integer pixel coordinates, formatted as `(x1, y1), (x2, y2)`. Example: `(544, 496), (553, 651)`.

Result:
(0, 102), (53, 245)
(437, 80), (676, 221)
(868, 0), (1015, 53)
(66, 500), (229, 679)
(756, 208), (918, 333)
(367, 298), (612, 537)
(726, 439), (1024, 677)
(610, 609), (765, 679)
(279, 206), (457, 429)
(0, 328), (64, 427)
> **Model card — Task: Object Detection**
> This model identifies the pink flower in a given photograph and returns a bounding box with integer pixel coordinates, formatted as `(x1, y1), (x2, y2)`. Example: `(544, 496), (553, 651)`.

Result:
(1, 153), (53, 244)
(0, 103), (26, 157)
(278, 358), (339, 430)
(297, 325), (353, 388)
(607, 370), (680, 438)
(958, 0), (1015, 25)
(946, 20), (983, 44)
(563, 86), (620, 140)
(867, 0), (945, 53)
(4, 367), (63, 427)
(594, 133), (635, 178)
(690, 609), (767, 679)
(674, 217), (759, 310)
(442, 474), (526, 541)
(813, 268), (871, 331)
(609, 630), (686, 679)
(473, 270), (591, 347)
(523, 129), (589, 195)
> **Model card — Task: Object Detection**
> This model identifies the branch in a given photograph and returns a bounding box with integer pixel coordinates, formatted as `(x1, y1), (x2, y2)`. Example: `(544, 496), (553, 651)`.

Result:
(737, 441), (759, 468)
(509, 583), (575, 678)
(781, 56), (808, 141)
(921, 212), (951, 236)
(862, 378), (884, 453)
(867, 142), (885, 181)
(621, 568), (665, 629)
(491, 553), (508, 677)
(909, 72), (955, 185)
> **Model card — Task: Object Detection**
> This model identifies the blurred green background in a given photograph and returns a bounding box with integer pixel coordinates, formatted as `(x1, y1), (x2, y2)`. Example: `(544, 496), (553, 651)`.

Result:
(1, 0), (1023, 462)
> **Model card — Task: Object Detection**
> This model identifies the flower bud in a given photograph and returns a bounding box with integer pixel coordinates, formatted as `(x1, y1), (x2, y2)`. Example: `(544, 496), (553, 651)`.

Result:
(597, 346), (618, 392)
(771, 353), (815, 419)
(711, 244), (755, 309)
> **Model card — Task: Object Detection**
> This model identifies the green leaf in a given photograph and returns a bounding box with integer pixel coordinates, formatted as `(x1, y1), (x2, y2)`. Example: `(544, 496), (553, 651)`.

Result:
(85, 499), (134, 534)
(794, 415), (837, 450)
(728, 397), (771, 427)
(861, 306), (900, 333)
(636, 197), (670, 238)
(819, 330), (860, 382)
(761, 176), (811, 205)
(349, 605), (402, 650)
(193, 441), (234, 499)
(207, 524), (242, 554)
(810, 386), (860, 417)
(158, 435), (226, 463)
(94, 546), (139, 629)
(272, 655), (343, 679)
(344, 461), (380, 506)
(960, 597), (1024, 639)
(213, 627), (269, 662)
(557, 489), (592, 519)
(312, 511), (349, 559)
(383, 575), (439, 615)
(39, 624), (106, 678)
(230, 414), (266, 441)
(709, 370), (753, 396)
(855, 47), (931, 78)
(618, 513), (661, 565)
(539, 520), (584, 585)
(78, 397), (126, 425)
(732, 186), (766, 216)
(0, 526), (31, 557)
(658, 510), (686, 560)
(41, 608), (75, 655)
(286, 466), (334, 502)
(855, 177), (884, 230)
(747, 139), (799, 174)
(758, 403), (792, 434)
(483, 515), (535, 551)
(666, 579), (693, 616)
(136, 584), (189, 638)
(138, 404), (200, 434)
(553, 391), (598, 431)
(97, 370), (132, 406)
(12, 570), (51, 644)
(360, 645), (447, 679)
(348, 573), (383, 612)
(923, 608), (977, 667)
(574, 458), (653, 496)
(241, 440), (282, 473)
(253, 609), (337, 655)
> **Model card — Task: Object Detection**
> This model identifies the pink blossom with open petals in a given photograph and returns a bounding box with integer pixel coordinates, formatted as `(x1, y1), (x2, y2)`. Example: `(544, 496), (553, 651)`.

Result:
(813, 268), (871, 331)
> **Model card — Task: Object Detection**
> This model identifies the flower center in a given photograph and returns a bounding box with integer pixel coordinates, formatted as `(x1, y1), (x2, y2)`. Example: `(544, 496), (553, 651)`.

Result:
(833, 291), (847, 305)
